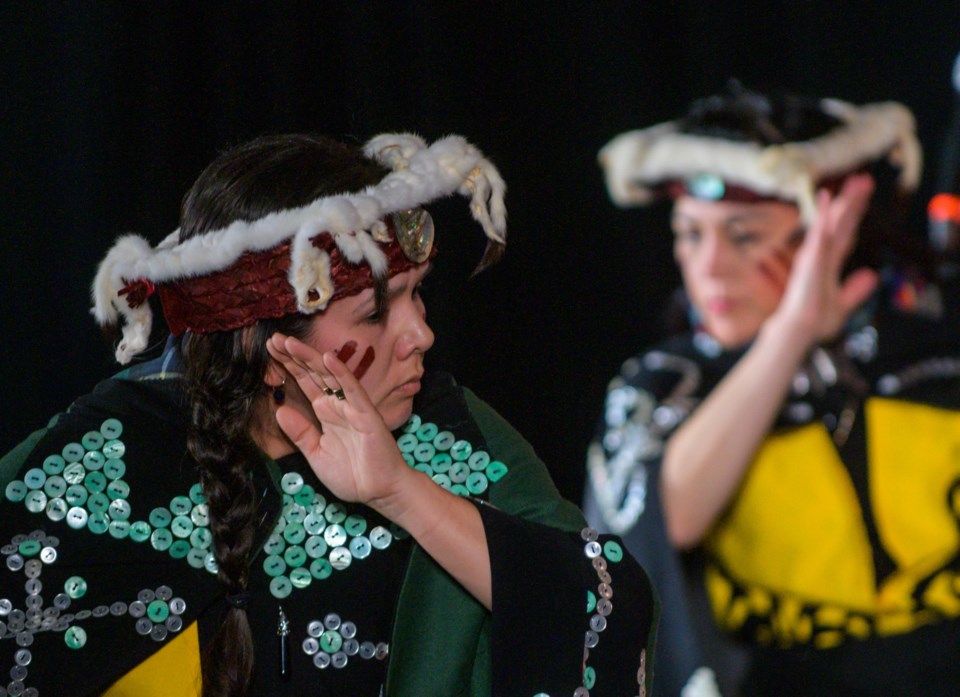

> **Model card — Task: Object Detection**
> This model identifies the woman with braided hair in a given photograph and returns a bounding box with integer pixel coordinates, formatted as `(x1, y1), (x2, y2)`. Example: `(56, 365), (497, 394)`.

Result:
(0, 133), (655, 696)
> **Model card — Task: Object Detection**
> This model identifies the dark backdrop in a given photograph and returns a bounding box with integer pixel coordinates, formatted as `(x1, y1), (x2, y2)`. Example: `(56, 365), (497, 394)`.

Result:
(1, 3), (957, 504)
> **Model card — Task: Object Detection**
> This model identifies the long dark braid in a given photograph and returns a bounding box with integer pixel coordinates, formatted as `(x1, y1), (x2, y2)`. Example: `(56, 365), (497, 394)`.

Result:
(176, 134), (388, 696)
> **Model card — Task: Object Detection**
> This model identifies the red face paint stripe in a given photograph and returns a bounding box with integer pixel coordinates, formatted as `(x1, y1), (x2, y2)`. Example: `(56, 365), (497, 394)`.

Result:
(336, 341), (358, 363)
(353, 346), (375, 380)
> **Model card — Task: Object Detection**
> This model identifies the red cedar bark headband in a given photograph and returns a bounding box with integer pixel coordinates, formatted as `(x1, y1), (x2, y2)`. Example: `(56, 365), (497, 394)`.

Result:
(92, 134), (507, 364)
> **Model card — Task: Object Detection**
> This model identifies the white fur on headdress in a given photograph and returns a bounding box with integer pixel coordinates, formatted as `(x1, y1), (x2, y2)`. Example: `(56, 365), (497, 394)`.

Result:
(598, 99), (921, 224)
(92, 133), (508, 363)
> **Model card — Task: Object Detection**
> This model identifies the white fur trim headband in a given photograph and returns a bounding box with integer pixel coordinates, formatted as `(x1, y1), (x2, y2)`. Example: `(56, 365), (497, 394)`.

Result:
(598, 99), (921, 224)
(92, 133), (507, 364)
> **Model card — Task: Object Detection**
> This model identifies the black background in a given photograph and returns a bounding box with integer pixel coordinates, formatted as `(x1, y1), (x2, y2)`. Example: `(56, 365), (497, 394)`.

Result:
(2, 3), (957, 504)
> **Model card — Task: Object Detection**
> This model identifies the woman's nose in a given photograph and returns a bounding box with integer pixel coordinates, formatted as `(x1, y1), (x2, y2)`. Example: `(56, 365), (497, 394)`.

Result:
(397, 304), (435, 358)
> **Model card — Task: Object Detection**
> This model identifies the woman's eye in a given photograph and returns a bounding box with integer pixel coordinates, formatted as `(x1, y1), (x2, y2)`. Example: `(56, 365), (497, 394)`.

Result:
(672, 227), (700, 244)
(363, 310), (385, 324)
(730, 232), (760, 246)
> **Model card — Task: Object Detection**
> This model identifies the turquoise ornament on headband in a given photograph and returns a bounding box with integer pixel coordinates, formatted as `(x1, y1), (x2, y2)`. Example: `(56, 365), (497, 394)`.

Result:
(686, 174), (725, 201)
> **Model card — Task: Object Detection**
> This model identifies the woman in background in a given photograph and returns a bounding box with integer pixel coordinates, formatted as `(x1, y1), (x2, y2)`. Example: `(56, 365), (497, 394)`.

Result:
(586, 84), (959, 696)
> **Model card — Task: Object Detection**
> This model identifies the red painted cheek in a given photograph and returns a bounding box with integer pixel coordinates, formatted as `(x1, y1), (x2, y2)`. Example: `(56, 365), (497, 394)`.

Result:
(335, 341), (358, 362)
(353, 346), (375, 380)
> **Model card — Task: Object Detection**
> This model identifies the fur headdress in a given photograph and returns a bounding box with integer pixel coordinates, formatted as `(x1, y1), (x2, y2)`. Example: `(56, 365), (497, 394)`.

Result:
(92, 133), (507, 364)
(598, 99), (921, 224)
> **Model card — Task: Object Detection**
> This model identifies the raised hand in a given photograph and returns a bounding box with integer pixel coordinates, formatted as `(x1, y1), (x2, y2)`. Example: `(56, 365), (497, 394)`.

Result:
(265, 333), (411, 507)
(772, 173), (879, 345)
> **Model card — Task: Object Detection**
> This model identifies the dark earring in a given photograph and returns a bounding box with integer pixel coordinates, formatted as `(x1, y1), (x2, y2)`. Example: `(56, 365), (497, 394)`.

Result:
(272, 378), (286, 405)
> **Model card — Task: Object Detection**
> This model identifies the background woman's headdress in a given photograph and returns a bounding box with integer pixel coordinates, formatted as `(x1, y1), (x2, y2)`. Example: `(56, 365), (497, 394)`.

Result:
(598, 99), (921, 224)
(92, 133), (507, 364)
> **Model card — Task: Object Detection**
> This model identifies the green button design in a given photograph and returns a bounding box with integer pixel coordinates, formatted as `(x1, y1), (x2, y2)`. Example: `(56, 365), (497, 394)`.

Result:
(190, 504), (209, 527)
(402, 453), (415, 467)
(584, 665), (596, 689)
(413, 442), (436, 463)
(431, 474), (451, 490)
(84, 471), (107, 494)
(46, 498), (68, 521)
(603, 540), (623, 563)
(305, 536), (328, 559)
(82, 450), (105, 471)
(24, 468), (47, 489)
(263, 534), (286, 555)
(100, 418), (123, 439)
(450, 440), (472, 461)
(171, 515), (194, 539)
(87, 492), (110, 514)
(270, 576), (292, 599)
(304, 513), (325, 536)
(587, 590), (597, 613)
(283, 523), (306, 546)
(281, 472), (304, 495)
(450, 484), (469, 497)
(486, 461), (508, 482)
(148, 599), (170, 622)
(65, 626), (88, 649)
(414, 463), (433, 476)
(108, 520), (131, 540)
(103, 459), (126, 481)
(310, 558), (333, 580)
(151, 528), (173, 551)
(466, 473), (489, 495)
(5, 480), (27, 503)
(431, 453), (452, 473)
(82, 430), (105, 451)
(345, 515), (367, 537)
(290, 567), (312, 589)
(415, 422), (439, 442)
(449, 463), (469, 484)
(397, 433), (419, 453)
(402, 413), (421, 433)
(263, 554), (287, 578)
(19, 540), (41, 557)
(169, 496), (191, 516)
(43, 454), (66, 475)
(189, 482), (206, 504)
(65, 485), (88, 507)
(102, 439), (125, 459)
(25, 490), (47, 513)
(44, 476), (67, 499)
(169, 540), (190, 559)
(433, 431), (455, 451)
(284, 545), (307, 568)
(284, 503), (307, 525)
(62, 442), (84, 463)
(107, 480), (130, 500)
(149, 508), (172, 528)
(324, 503), (347, 525)
(87, 512), (109, 534)
(187, 548), (206, 569)
(320, 629), (343, 653)
(65, 576), (88, 598)
(129, 521), (152, 543)
(190, 527), (213, 550)
(468, 451), (490, 471)
(294, 483), (315, 507)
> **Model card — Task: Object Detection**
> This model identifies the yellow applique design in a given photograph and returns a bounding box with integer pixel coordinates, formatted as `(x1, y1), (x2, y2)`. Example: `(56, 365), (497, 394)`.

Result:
(103, 620), (201, 696)
(705, 398), (960, 646)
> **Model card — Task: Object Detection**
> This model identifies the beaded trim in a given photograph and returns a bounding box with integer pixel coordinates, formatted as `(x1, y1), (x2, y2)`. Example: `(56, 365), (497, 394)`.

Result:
(301, 612), (389, 670)
(0, 529), (187, 697)
(5, 413), (509, 602)
(262, 413), (508, 598)
(532, 527), (646, 697)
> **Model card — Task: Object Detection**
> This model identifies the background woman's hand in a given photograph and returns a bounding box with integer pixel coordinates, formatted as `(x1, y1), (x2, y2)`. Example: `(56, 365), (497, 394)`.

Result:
(266, 333), (411, 506)
(771, 173), (879, 345)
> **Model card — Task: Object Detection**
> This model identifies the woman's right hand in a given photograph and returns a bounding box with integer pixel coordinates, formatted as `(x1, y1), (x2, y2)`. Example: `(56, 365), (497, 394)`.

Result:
(769, 173), (879, 346)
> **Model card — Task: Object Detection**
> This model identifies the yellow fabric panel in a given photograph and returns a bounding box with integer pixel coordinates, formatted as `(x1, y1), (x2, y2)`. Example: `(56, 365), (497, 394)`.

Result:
(103, 620), (202, 696)
(706, 423), (875, 612)
(867, 398), (960, 588)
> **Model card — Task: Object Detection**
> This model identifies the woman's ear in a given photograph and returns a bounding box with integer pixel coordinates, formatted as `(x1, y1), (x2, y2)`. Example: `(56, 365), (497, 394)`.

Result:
(263, 359), (286, 388)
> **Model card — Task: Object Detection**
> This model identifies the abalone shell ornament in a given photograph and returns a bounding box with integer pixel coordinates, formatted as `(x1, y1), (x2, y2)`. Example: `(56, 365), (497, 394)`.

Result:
(391, 208), (434, 263)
